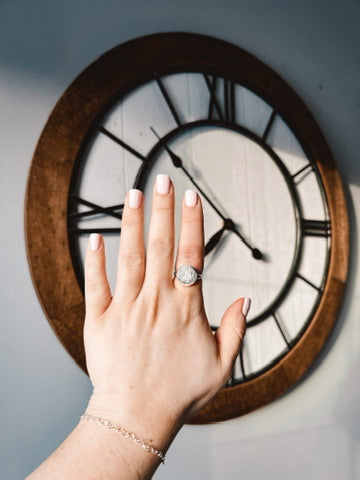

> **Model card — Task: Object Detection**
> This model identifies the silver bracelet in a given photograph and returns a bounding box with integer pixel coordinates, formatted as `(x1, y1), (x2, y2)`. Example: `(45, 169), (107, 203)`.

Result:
(80, 414), (165, 463)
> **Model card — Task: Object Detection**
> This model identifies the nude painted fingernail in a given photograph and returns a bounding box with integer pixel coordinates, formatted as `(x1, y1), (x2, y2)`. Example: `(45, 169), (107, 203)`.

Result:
(156, 174), (171, 195)
(90, 233), (101, 251)
(242, 297), (251, 317)
(128, 189), (142, 209)
(185, 189), (198, 207)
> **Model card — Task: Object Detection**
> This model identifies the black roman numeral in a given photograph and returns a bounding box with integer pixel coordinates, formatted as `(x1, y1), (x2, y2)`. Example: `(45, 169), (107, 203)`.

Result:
(69, 196), (124, 220)
(155, 76), (182, 127)
(296, 273), (322, 292)
(272, 312), (291, 349)
(292, 162), (313, 182)
(262, 110), (277, 142)
(68, 196), (123, 235)
(98, 126), (147, 162)
(226, 346), (247, 387)
(301, 219), (331, 238)
(69, 227), (121, 235)
(204, 75), (236, 123)
(239, 346), (247, 381)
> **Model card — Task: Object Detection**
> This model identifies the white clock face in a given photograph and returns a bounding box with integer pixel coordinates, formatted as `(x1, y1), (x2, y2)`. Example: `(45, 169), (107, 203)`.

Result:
(69, 72), (330, 381)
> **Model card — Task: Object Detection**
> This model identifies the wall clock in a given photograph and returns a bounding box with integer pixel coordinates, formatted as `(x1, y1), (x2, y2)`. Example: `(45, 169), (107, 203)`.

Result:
(26, 32), (349, 423)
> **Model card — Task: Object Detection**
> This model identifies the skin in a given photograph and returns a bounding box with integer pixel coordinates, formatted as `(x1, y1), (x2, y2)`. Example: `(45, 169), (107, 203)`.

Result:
(27, 176), (249, 480)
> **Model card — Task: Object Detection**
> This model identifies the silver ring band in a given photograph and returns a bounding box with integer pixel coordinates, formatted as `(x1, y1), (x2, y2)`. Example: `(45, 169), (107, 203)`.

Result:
(174, 265), (202, 286)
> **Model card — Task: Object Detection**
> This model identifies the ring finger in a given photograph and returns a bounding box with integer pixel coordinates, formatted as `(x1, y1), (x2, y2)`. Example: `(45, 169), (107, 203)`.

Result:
(174, 190), (204, 289)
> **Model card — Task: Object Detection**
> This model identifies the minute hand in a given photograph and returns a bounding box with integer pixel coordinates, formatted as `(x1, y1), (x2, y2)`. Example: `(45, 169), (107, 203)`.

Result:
(150, 127), (263, 260)
(151, 127), (225, 219)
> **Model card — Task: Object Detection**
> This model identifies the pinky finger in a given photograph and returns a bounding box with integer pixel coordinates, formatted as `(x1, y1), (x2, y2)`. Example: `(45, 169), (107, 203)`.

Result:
(84, 233), (112, 320)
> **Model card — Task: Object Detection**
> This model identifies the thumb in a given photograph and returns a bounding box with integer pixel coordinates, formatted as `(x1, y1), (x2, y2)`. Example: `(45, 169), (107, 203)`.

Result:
(84, 233), (112, 320)
(215, 297), (251, 379)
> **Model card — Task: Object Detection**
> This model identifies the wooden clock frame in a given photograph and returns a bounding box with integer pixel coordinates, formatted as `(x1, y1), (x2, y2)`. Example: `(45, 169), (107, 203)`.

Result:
(25, 32), (349, 423)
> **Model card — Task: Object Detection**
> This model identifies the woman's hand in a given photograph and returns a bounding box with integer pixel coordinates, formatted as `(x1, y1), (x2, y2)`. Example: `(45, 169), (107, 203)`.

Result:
(84, 175), (249, 449)
(27, 175), (250, 480)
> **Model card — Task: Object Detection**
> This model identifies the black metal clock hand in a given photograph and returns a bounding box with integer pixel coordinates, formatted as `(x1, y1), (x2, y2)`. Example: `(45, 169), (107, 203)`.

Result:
(205, 219), (263, 259)
(205, 225), (227, 256)
(225, 219), (263, 260)
(151, 127), (263, 260)
(150, 127), (225, 219)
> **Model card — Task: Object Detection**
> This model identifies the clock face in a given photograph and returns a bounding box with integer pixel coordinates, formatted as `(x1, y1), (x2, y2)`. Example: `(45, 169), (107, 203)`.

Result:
(26, 33), (349, 422)
(68, 71), (330, 384)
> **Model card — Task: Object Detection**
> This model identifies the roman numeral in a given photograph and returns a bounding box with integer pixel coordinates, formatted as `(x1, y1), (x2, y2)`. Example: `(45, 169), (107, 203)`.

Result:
(69, 196), (124, 220)
(262, 110), (277, 142)
(301, 219), (331, 238)
(69, 227), (121, 235)
(204, 75), (236, 123)
(155, 76), (182, 127)
(68, 196), (123, 235)
(239, 347), (247, 381)
(272, 312), (291, 349)
(296, 273), (322, 292)
(292, 162), (313, 182)
(98, 126), (147, 162)
(226, 346), (247, 387)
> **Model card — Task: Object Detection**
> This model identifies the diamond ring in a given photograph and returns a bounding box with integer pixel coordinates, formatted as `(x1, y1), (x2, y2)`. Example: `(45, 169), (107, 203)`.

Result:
(174, 265), (203, 286)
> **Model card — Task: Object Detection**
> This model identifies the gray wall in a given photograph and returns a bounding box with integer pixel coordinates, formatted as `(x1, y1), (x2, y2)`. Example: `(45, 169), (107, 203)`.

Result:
(1, 0), (359, 478)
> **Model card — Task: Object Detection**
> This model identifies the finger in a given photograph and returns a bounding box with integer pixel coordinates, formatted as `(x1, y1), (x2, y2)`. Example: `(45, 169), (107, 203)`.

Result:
(215, 297), (250, 380)
(114, 189), (145, 301)
(84, 233), (112, 320)
(174, 190), (204, 289)
(145, 174), (175, 286)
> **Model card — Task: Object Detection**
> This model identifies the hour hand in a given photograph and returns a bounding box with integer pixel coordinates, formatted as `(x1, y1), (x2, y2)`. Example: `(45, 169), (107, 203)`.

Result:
(205, 226), (226, 256)
(206, 219), (263, 260)
(226, 219), (263, 260)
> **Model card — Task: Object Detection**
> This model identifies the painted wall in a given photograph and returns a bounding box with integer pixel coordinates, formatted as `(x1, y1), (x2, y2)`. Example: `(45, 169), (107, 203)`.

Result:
(1, 0), (359, 478)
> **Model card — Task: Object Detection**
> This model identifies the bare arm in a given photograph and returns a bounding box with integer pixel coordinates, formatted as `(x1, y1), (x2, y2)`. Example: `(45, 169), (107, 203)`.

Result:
(27, 175), (250, 480)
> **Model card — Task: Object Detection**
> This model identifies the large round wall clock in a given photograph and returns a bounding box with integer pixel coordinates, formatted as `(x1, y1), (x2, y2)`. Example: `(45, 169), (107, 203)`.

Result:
(26, 32), (349, 423)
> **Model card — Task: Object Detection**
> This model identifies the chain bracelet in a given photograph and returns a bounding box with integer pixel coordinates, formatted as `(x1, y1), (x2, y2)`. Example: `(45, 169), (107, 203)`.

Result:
(80, 414), (165, 463)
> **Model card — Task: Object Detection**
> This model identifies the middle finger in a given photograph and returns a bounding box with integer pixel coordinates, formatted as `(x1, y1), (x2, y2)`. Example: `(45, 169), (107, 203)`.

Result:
(145, 174), (175, 286)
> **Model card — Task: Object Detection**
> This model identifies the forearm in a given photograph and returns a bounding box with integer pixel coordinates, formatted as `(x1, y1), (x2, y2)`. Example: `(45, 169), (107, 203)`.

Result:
(26, 401), (183, 480)
(28, 420), (144, 480)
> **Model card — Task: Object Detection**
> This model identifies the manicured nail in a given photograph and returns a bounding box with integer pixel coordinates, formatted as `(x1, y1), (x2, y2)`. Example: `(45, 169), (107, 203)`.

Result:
(185, 189), (198, 207)
(156, 174), (171, 195)
(128, 189), (142, 209)
(89, 233), (101, 251)
(242, 297), (251, 317)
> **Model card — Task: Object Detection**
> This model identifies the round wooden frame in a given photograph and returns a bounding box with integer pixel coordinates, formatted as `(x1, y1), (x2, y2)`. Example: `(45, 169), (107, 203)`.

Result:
(25, 33), (349, 423)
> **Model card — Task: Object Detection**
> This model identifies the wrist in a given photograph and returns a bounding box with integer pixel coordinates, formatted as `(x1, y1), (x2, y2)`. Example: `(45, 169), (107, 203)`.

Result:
(80, 413), (166, 463)
(85, 392), (185, 454)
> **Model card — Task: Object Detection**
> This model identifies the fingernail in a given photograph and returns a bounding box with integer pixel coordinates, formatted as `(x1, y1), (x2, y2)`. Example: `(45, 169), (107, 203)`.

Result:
(128, 189), (142, 209)
(156, 174), (171, 195)
(242, 297), (251, 317)
(185, 189), (198, 207)
(90, 233), (101, 251)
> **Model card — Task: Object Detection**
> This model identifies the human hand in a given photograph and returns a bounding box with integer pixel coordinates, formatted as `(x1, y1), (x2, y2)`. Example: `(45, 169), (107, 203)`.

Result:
(83, 174), (250, 449)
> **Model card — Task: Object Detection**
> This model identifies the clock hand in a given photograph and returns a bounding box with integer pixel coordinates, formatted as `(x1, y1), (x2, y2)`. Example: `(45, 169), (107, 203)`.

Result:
(150, 127), (263, 260)
(226, 221), (263, 260)
(150, 127), (225, 220)
(205, 219), (263, 260)
(205, 225), (226, 256)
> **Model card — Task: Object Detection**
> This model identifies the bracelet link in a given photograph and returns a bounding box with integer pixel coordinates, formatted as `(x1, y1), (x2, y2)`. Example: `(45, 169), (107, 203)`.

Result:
(80, 414), (165, 463)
